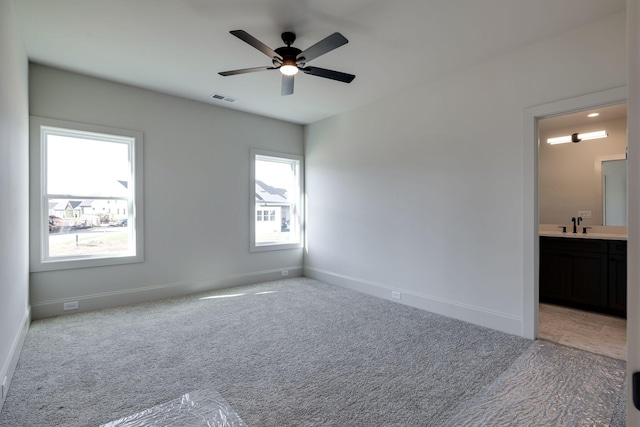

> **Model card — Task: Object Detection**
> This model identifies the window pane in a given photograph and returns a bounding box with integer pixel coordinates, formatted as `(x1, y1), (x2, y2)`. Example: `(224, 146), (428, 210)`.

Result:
(44, 127), (135, 261)
(47, 197), (131, 258)
(47, 134), (130, 197)
(254, 155), (300, 246)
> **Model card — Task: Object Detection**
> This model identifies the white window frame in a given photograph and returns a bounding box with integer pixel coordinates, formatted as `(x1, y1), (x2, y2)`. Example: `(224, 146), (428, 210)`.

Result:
(29, 116), (144, 271)
(250, 148), (303, 252)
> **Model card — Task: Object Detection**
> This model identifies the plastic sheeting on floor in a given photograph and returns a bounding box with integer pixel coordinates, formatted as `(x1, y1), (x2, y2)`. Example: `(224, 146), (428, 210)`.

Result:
(101, 388), (247, 427)
(444, 340), (626, 426)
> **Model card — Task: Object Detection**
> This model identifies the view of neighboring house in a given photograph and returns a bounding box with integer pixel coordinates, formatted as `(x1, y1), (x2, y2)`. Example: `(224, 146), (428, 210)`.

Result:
(47, 179), (130, 230)
(255, 180), (290, 233)
(48, 199), (128, 232)
(49, 200), (82, 218)
(49, 199), (128, 219)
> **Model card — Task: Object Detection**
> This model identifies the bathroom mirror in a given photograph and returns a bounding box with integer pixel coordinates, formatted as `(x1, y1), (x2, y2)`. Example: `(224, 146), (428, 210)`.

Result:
(602, 159), (627, 226)
(538, 103), (627, 226)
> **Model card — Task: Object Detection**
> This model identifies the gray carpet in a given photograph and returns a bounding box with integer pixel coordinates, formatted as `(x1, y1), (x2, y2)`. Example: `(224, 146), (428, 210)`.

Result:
(0, 277), (626, 426)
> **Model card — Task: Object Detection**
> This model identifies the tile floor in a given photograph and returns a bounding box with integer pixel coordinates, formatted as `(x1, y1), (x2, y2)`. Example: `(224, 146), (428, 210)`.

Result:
(538, 303), (627, 360)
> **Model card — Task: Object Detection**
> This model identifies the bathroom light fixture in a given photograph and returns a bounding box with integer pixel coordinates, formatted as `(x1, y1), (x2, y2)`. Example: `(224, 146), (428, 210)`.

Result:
(547, 130), (608, 145)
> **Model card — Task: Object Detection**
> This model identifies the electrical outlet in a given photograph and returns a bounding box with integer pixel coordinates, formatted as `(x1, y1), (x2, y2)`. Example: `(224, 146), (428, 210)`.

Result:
(2, 376), (7, 400)
(392, 291), (401, 299)
(578, 210), (592, 219)
(63, 301), (79, 311)
(281, 270), (289, 277)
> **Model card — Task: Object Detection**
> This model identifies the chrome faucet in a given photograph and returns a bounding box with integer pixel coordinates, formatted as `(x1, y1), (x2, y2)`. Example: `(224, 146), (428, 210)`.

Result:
(571, 216), (582, 234)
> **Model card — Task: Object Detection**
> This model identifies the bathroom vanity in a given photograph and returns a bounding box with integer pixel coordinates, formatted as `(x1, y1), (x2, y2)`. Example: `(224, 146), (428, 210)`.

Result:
(539, 230), (627, 317)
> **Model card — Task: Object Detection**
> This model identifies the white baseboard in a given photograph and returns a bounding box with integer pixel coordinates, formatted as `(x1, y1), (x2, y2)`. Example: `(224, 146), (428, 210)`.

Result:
(31, 267), (303, 320)
(304, 267), (524, 337)
(0, 306), (30, 412)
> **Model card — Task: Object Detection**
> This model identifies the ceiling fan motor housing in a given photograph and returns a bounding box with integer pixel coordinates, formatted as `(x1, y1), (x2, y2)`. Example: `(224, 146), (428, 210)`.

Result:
(275, 46), (302, 63)
(281, 31), (296, 46)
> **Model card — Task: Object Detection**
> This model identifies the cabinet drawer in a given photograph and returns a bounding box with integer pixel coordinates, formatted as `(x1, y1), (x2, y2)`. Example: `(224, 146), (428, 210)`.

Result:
(609, 240), (627, 256)
(540, 237), (608, 254)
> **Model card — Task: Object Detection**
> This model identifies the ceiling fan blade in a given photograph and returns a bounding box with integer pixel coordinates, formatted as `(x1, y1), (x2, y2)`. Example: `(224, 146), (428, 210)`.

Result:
(297, 32), (348, 63)
(219, 66), (277, 76)
(281, 75), (294, 96)
(302, 66), (355, 83)
(230, 30), (282, 60)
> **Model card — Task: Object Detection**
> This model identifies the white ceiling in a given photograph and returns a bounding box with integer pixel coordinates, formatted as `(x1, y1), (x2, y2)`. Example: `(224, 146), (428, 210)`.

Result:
(16, 0), (625, 125)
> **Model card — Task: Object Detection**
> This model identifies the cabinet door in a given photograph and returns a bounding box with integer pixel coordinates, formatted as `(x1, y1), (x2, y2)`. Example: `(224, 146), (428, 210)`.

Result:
(539, 250), (566, 302)
(609, 254), (627, 313)
(566, 252), (608, 308)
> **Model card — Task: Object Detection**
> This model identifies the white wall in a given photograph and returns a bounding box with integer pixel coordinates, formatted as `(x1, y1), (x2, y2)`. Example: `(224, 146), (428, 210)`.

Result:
(539, 118), (627, 225)
(29, 64), (304, 318)
(0, 0), (30, 411)
(304, 12), (626, 336)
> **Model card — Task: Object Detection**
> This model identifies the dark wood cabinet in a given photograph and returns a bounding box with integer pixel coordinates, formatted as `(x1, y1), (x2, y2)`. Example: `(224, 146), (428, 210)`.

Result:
(539, 248), (566, 301)
(608, 241), (627, 315)
(539, 237), (626, 317)
(566, 251), (607, 308)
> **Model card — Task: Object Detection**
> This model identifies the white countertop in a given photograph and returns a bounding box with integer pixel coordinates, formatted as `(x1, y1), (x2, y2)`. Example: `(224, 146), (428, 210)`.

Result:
(539, 230), (627, 241)
(539, 224), (627, 241)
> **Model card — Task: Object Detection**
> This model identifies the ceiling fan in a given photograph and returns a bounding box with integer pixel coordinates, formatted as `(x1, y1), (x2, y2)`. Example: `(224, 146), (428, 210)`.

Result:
(219, 30), (355, 96)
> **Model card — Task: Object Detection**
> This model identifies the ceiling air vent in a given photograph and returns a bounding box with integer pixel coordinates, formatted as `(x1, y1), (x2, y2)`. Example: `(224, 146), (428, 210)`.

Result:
(210, 93), (238, 103)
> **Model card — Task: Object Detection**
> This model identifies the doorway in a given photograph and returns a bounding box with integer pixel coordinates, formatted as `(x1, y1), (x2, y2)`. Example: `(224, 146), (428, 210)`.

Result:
(521, 86), (626, 341)
(527, 92), (627, 360)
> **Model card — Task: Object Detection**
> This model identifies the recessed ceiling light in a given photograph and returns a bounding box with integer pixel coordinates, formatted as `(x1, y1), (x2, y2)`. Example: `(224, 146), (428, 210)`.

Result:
(587, 113), (600, 118)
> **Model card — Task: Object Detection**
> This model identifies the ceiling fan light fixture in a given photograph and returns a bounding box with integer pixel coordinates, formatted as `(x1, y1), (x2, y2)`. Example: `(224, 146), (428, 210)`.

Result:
(280, 64), (298, 76)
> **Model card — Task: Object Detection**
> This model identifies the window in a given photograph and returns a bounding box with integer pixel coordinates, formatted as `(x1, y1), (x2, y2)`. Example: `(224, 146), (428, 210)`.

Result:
(250, 149), (303, 251)
(256, 209), (277, 222)
(30, 117), (144, 271)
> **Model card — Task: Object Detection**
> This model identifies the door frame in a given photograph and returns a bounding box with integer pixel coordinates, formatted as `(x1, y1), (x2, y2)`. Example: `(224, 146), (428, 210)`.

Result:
(521, 86), (627, 339)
